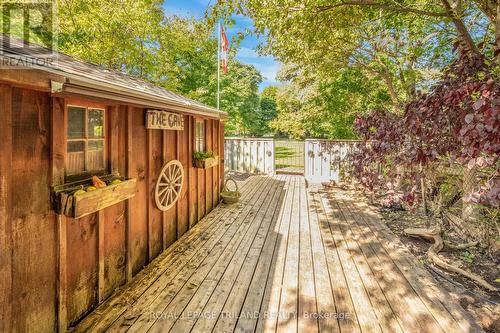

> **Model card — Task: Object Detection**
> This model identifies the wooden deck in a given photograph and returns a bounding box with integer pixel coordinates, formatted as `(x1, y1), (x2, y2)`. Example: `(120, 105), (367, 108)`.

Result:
(74, 175), (482, 333)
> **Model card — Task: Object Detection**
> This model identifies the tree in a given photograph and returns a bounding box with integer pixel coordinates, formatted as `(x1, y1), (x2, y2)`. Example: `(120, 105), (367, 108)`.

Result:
(210, 1), (497, 58)
(352, 49), (499, 208)
(219, 61), (263, 136)
(58, 0), (165, 75)
(209, 1), (496, 121)
(268, 64), (390, 139)
(258, 86), (278, 135)
(57, 0), (264, 136)
(351, 49), (499, 290)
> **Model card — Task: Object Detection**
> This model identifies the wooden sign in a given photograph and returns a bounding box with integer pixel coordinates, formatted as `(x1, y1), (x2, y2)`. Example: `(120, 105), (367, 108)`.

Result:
(146, 110), (184, 130)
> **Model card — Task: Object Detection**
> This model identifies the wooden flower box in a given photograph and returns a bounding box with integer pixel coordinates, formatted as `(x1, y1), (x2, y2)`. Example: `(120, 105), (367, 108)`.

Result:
(193, 156), (219, 169)
(53, 176), (137, 219)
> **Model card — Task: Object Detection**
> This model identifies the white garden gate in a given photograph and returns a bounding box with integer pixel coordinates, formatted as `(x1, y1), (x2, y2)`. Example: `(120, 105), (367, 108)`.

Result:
(304, 139), (361, 183)
(224, 138), (275, 174)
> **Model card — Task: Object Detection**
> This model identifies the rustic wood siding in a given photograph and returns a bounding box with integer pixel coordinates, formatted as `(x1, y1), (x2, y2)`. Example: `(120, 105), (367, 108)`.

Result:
(0, 84), (13, 333)
(102, 106), (127, 301)
(148, 128), (163, 259)
(176, 115), (190, 238)
(128, 107), (149, 276)
(66, 214), (98, 325)
(189, 117), (198, 228)
(0, 81), (224, 332)
(162, 129), (177, 249)
(11, 88), (57, 332)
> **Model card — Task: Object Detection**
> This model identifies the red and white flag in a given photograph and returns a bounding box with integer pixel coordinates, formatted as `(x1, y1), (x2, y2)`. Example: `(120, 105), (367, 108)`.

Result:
(220, 25), (229, 74)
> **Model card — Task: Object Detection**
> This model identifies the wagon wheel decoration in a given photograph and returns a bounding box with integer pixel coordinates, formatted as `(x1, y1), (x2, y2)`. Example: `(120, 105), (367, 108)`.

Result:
(155, 160), (184, 211)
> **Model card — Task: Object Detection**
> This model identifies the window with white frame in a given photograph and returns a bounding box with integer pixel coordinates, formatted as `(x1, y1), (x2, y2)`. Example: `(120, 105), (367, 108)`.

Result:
(195, 120), (205, 152)
(66, 106), (106, 175)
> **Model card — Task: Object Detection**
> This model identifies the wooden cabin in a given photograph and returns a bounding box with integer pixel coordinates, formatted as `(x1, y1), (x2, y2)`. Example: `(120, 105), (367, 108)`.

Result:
(0, 39), (226, 332)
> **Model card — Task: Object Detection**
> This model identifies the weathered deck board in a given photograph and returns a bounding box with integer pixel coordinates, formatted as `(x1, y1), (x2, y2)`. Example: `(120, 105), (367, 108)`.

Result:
(118, 176), (272, 332)
(151, 176), (282, 333)
(234, 176), (293, 333)
(257, 176), (296, 333)
(312, 191), (361, 333)
(74, 176), (268, 333)
(74, 175), (482, 333)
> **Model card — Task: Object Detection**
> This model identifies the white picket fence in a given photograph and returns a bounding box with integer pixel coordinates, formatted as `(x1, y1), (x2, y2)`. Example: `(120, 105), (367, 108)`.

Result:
(224, 138), (362, 182)
(224, 138), (275, 174)
(304, 139), (361, 183)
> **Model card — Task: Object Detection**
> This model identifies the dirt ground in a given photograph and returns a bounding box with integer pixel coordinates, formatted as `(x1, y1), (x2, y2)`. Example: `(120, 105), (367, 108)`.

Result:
(378, 206), (500, 333)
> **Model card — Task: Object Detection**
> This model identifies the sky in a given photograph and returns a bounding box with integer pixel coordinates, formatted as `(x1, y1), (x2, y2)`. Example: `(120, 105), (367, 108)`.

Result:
(163, 0), (280, 91)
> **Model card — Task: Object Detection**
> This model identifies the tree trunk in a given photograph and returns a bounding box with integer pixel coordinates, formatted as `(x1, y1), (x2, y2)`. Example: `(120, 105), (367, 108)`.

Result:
(462, 166), (479, 222)
(381, 70), (401, 112)
(441, 0), (481, 57)
(420, 163), (428, 219)
(471, 1), (499, 59)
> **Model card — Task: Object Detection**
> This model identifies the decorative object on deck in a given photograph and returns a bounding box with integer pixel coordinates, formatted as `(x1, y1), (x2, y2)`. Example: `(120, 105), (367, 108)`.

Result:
(220, 177), (241, 204)
(155, 160), (184, 211)
(53, 175), (137, 219)
(146, 110), (184, 130)
(193, 151), (219, 169)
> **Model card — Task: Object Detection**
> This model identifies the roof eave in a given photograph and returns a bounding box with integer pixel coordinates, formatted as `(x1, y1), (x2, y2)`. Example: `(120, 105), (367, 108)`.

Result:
(30, 62), (226, 119)
(64, 77), (227, 119)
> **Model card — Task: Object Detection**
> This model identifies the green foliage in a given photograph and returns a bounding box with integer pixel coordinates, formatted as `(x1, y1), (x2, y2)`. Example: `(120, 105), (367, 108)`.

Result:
(257, 86), (278, 135)
(209, 0), (493, 139)
(3, 3), (54, 47)
(193, 150), (214, 161)
(226, 84), (279, 137)
(269, 66), (388, 139)
(56, 0), (263, 136)
(218, 62), (262, 136)
(58, 0), (166, 76)
(210, 1), (459, 107)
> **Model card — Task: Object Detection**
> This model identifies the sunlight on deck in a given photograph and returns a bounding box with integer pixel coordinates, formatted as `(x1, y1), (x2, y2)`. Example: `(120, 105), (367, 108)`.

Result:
(74, 175), (482, 333)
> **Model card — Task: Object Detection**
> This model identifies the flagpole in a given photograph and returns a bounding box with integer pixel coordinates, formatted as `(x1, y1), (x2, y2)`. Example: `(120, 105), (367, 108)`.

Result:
(217, 21), (221, 110)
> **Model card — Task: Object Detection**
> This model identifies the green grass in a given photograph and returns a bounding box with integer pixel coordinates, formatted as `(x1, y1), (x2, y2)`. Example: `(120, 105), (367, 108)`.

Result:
(276, 164), (303, 169)
(275, 143), (304, 167)
(275, 146), (297, 159)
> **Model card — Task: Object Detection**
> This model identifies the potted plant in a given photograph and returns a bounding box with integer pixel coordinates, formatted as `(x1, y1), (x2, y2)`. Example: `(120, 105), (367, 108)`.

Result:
(193, 150), (219, 169)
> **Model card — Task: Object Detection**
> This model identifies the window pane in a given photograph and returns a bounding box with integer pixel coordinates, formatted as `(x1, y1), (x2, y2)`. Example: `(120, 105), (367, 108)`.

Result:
(68, 107), (85, 139)
(67, 141), (85, 174)
(68, 141), (84, 152)
(87, 140), (104, 171)
(195, 121), (204, 152)
(88, 109), (104, 138)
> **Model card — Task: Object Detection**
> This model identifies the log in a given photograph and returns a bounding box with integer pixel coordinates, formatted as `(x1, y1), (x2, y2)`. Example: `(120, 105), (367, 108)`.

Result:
(404, 226), (497, 292)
